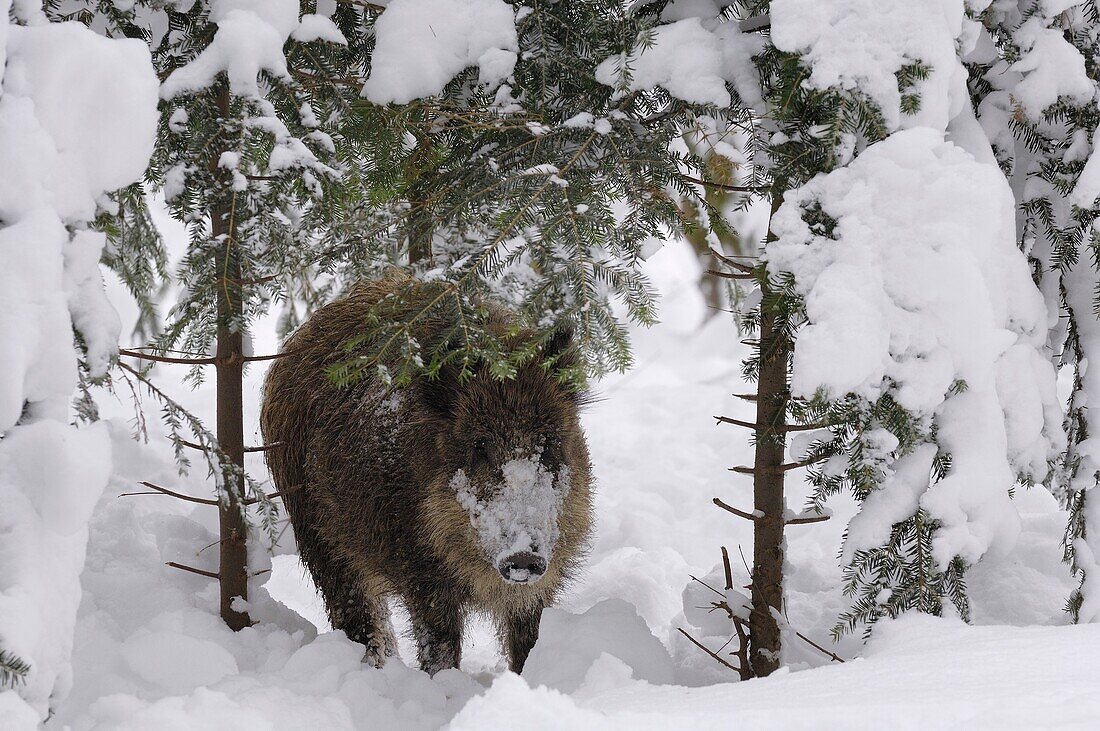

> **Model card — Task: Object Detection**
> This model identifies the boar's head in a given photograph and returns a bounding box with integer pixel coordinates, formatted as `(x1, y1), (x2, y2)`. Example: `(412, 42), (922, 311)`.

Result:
(418, 329), (592, 594)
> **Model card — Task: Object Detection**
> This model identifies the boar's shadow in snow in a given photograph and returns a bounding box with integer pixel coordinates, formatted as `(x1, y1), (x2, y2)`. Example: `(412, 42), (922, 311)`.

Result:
(260, 272), (593, 674)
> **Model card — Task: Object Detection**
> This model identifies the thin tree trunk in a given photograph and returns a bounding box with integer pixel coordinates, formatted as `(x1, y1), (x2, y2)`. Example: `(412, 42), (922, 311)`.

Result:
(405, 168), (434, 265)
(749, 193), (789, 676)
(406, 198), (433, 265)
(406, 120), (434, 266)
(213, 84), (250, 631)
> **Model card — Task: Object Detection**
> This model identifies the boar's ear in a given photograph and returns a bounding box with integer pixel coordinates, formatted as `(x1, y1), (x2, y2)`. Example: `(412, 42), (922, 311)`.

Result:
(543, 323), (580, 367)
(542, 324), (586, 398)
(543, 325), (577, 367)
(419, 362), (462, 417)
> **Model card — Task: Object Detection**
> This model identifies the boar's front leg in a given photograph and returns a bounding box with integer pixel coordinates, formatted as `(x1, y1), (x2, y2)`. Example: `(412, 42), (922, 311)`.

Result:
(502, 603), (544, 673)
(316, 563), (396, 667)
(407, 589), (464, 675)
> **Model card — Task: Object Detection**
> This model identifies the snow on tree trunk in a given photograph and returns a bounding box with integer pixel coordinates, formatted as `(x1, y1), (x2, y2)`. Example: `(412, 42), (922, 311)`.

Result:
(0, 11), (157, 719)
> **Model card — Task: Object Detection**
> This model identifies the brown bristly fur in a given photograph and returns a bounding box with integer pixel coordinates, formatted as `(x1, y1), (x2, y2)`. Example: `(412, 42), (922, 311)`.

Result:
(260, 270), (593, 674)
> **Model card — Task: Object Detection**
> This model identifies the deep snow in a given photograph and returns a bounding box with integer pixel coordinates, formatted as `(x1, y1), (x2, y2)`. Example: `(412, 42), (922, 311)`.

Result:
(28, 237), (1091, 729)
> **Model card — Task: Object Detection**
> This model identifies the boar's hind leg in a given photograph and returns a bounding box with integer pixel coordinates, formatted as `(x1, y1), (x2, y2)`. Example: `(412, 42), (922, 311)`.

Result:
(318, 563), (396, 667)
(502, 604), (544, 673)
(406, 590), (464, 675)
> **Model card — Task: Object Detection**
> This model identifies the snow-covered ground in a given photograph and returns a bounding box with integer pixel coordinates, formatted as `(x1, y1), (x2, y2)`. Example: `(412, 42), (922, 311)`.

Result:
(40, 240), (1089, 729)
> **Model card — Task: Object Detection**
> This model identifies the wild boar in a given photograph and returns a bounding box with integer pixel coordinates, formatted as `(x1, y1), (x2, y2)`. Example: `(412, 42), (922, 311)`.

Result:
(260, 272), (593, 673)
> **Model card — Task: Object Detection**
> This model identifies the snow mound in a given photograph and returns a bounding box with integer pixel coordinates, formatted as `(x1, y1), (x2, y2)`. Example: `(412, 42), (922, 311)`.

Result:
(122, 630), (240, 692)
(523, 599), (674, 694)
(448, 673), (606, 730)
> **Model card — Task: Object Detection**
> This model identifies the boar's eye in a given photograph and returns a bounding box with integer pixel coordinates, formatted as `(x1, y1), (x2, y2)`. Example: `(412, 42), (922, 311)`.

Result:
(471, 438), (490, 466)
(540, 435), (562, 463)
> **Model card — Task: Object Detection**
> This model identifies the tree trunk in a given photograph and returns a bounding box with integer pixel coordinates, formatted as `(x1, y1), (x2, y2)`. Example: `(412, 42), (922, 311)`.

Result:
(405, 166), (434, 265)
(749, 194), (789, 676)
(213, 84), (250, 631)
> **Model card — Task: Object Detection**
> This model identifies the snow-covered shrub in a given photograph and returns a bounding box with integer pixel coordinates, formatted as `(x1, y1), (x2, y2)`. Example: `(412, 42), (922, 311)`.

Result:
(760, 0), (1065, 633)
(0, 8), (158, 719)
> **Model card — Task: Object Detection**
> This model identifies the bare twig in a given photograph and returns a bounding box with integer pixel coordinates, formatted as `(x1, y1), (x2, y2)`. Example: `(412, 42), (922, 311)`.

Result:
(119, 348), (216, 366)
(124, 481), (219, 506)
(737, 602), (847, 664)
(709, 248), (756, 274)
(713, 416), (836, 432)
(684, 567), (755, 680)
(731, 456), (827, 474)
(713, 497), (758, 521)
(125, 346), (212, 357)
(786, 513), (830, 526)
(179, 438), (284, 454)
(242, 351), (297, 363)
(690, 574), (728, 598)
(119, 348), (295, 366)
(243, 484), (300, 505)
(732, 617), (752, 679)
(714, 415), (758, 429)
(706, 268), (755, 280)
(794, 630), (845, 663)
(779, 455), (827, 472)
(166, 561), (219, 579)
(684, 175), (768, 195)
(197, 537), (227, 555)
(677, 628), (743, 673)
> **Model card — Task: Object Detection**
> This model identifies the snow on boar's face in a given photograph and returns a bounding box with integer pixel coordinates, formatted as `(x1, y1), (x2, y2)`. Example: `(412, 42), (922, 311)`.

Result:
(419, 333), (592, 594)
(450, 444), (570, 584)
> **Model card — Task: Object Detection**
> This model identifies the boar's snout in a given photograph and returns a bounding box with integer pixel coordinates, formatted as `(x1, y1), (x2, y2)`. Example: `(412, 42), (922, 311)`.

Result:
(498, 551), (547, 584)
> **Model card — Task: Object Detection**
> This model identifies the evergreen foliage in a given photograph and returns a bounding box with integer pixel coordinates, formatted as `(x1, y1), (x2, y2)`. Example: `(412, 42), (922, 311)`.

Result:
(48, 1), (377, 628)
(46, 0), (1096, 658)
(688, 0), (1076, 641)
(332, 0), (723, 387)
(0, 649), (30, 689)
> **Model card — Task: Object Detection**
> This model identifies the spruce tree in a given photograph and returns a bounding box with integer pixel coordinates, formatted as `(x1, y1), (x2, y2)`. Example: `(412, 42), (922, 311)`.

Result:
(56, 0), (376, 630)
(614, 1), (1066, 673)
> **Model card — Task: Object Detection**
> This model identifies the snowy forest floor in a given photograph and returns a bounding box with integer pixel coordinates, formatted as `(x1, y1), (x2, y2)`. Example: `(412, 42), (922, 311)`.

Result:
(46, 240), (1099, 729)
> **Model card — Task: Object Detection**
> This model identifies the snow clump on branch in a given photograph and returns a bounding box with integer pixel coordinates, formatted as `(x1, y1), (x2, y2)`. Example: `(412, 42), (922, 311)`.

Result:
(161, 0), (345, 99)
(362, 0), (519, 105)
(594, 9), (764, 110)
